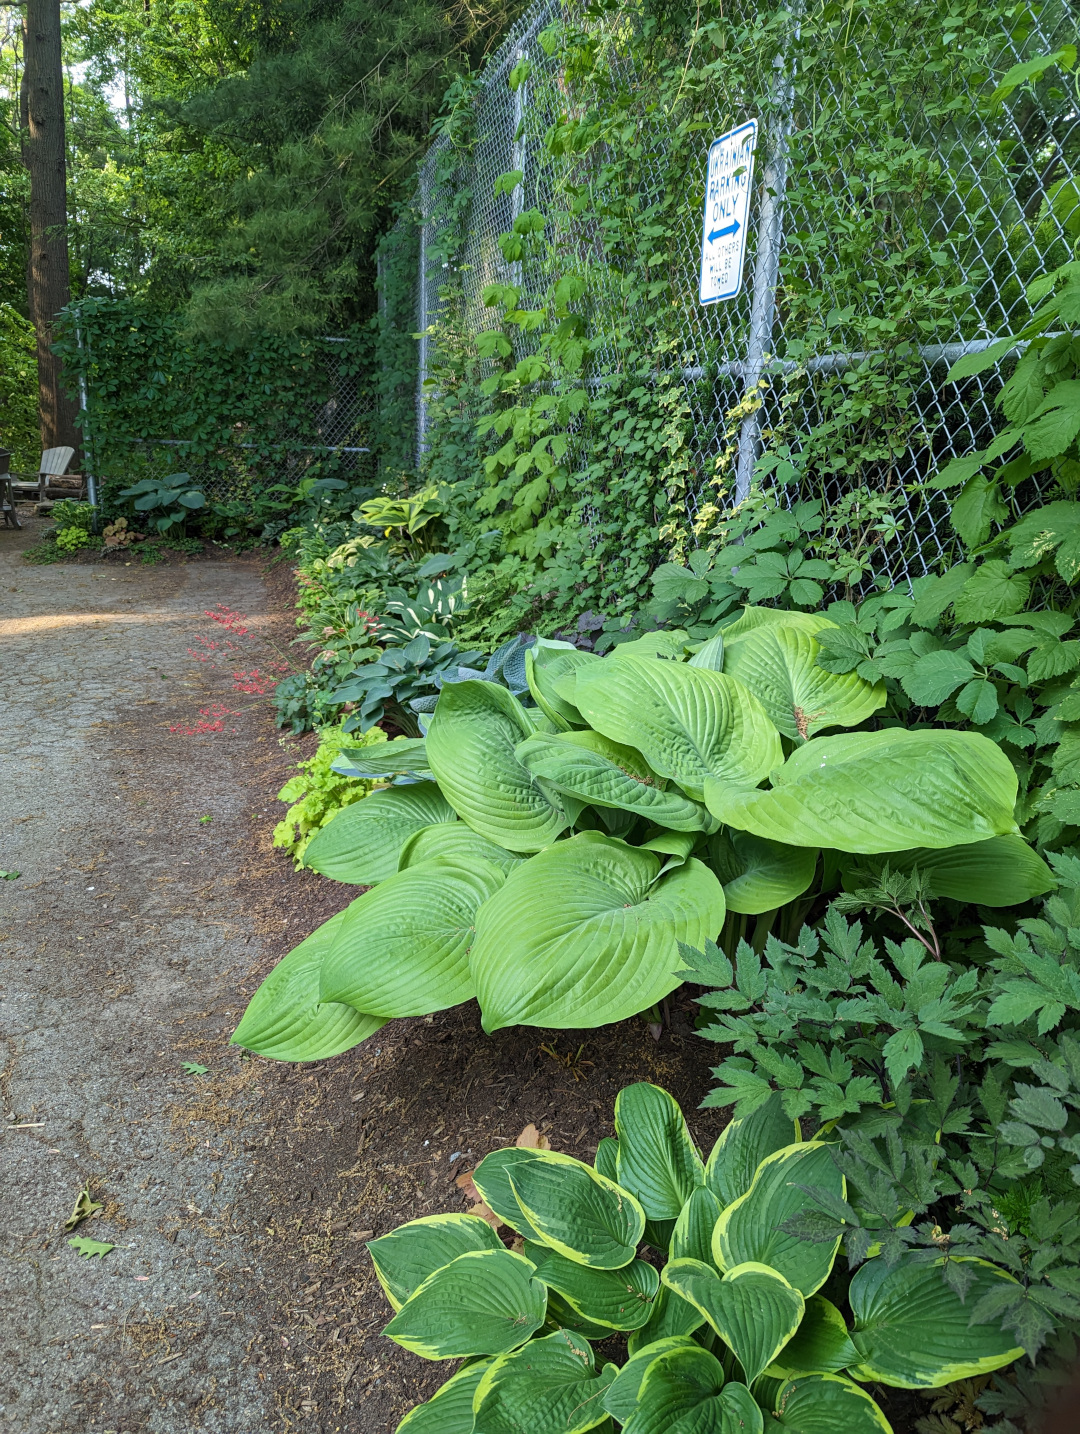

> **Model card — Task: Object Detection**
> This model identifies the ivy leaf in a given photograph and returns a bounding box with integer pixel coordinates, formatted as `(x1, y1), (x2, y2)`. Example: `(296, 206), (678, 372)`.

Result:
(68, 1237), (114, 1259)
(954, 563), (1031, 623)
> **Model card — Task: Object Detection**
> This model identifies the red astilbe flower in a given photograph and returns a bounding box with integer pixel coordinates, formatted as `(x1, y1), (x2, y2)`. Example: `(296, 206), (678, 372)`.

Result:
(205, 604), (250, 636)
(170, 703), (237, 736)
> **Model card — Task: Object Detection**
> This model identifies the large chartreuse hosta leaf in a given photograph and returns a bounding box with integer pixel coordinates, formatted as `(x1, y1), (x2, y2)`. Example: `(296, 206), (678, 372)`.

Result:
(302, 781), (456, 884)
(661, 1259), (805, 1386)
(383, 1247), (546, 1358)
(516, 730), (716, 832)
(473, 1329), (617, 1434)
(707, 829), (818, 915)
(722, 623), (885, 741)
(861, 833), (1054, 906)
(230, 911), (386, 1061)
(525, 642), (598, 729)
(319, 857), (505, 1017)
(426, 679), (569, 851)
(397, 821), (521, 874)
(367, 1213), (504, 1311)
(563, 655), (783, 801)
(847, 1255), (1025, 1387)
(470, 832), (726, 1031)
(709, 729), (1019, 854)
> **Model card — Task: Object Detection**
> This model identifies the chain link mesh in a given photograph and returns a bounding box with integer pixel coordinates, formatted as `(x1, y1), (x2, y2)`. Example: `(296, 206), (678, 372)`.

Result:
(386, 0), (1079, 590)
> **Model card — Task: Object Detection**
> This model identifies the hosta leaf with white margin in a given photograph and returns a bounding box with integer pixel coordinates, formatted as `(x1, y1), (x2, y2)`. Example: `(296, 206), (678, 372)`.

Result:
(302, 782), (456, 884)
(333, 736), (431, 782)
(865, 834), (1055, 907)
(704, 1091), (800, 1207)
(847, 1255), (1025, 1388)
(661, 1259), (805, 1385)
(707, 830), (818, 916)
(471, 1147), (547, 1237)
(526, 1243), (660, 1329)
(722, 624), (885, 741)
(472, 1329), (617, 1434)
(761, 1373), (892, 1433)
(231, 910), (386, 1061)
(709, 729), (1018, 855)
(470, 832), (726, 1032)
(320, 858), (505, 1017)
(398, 822), (522, 875)
(367, 1213), (504, 1311)
(566, 656), (783, 801)
(765, 1295), (860, 1377)
(627, 1188), (720, 1350)
(383, 1248), (545, 1359)
(525, 644), (599, 729)
(426, 680), (569, 852)
(712, 1144), (844, 1297)
(396, 1358), (494, 1434)
(614, 1082), (705, 1219)
(507, 1150), (646, 1268)
(623, 1345), (764, 1434)
(603, 1338), (700, 1423)
(515, 730), (716, 833)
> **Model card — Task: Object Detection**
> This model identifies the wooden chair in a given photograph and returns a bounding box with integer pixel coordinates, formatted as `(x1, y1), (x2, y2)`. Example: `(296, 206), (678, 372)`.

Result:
(0, 447), (18, 529)
(10, 446), (78, 503)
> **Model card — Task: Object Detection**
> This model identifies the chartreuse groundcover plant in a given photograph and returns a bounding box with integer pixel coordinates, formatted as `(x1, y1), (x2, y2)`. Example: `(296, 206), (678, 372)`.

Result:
(231, 606), (1054, 1060)
(371, 1083), (1024, 1433)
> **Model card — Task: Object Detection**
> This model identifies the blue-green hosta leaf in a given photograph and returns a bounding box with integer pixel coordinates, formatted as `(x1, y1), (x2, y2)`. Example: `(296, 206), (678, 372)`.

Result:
(231, 911), (386, 1061)
(471, 1147), (547, 1238)
(603, 1338), (700, 1423)
(398, 822), (522, 874)
(368, 1213), (504, 1312)
(765, 1296), (860, 1376)
(526, 645), (600, 728)
(764, 1373), (892, 1433)
(848, 1256), (1024, 1387)
(869, 835), (1054, 907)
(530, 1246), (659, 1329)
(712, 1144), (844, 1296)
(302, 782), (457, 884)
(320, 858), (506, 1017)
(472, 1329), (616, 1434)
(722, 625), (885, 741)
(384, 1248), (545, 1359)
(709, 729), (1019, 854)
(395, 1359), (494, 1433)
(624, 1345), (764, 1434)
(426, 680), (570, 852)
(662, 1259), (805, 1385)
(507, 1150), (646, 1268)
(515, 731), (716, 832)
(614, 1082), (705, 1219)
(704, 1092), (800, 1207)
(566, 655), (783, 801)
(707, 830), (818, 916)
(471, 833), (726, 1032)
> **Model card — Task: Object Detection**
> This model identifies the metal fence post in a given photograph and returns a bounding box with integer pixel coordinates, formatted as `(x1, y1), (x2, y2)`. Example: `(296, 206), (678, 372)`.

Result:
(734, 9), (801, 506)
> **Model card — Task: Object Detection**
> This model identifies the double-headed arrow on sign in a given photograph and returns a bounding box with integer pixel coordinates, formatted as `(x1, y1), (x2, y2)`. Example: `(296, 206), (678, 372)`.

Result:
(707, 220), (740, 242)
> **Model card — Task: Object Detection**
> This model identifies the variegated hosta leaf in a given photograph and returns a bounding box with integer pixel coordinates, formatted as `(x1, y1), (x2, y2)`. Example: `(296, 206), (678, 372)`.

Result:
(707, 829), (818, 915)
(704, 1091), (800, 1207)
(661, 1259), (805, 1385)
(302, 781), (457, 884)
(528, 1244), (660, 1329)
(712, 1143), (845, 1297)
(602, 1338), (700, 1423)
(763, 1372), (892, 1433)
(623, 1345), (763, 1434)
(395, 1359), (493, 1433)
(320, 857), (506, 1017)
(848, 1255), (1025, 1387)
(708, 729), (1019, 854)
(398, 822), (522, 874)
(614, 1082), (705, 1219)
(564, 655), (783, 801)
(383, 1248), (545, 1359)
(515, 730), (716, 832)
(765, 1295), (860, 1377)
(426, 679), (570, 851)
(368, 1213), (504, 1311)
(506, 1150), (646, 1269)
(861, 833), (1054, 907)
(722, 624), (885, 741)
(626, 1187), (721, 1353)
(470, 832), (726, 1032)
(230, 910), (386, 1061)
(473, 1329), (617, 1434)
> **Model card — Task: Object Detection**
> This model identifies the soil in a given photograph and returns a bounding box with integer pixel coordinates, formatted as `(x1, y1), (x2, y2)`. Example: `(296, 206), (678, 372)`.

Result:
(0, 510), (728, 1434)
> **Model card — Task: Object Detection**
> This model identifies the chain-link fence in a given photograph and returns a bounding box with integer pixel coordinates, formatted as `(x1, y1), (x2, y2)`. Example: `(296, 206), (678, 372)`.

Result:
(386, 0), (1079, 588)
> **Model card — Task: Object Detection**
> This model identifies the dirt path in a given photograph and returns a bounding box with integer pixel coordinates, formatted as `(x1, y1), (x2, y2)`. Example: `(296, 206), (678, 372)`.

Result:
(1, 515), (725, 1434)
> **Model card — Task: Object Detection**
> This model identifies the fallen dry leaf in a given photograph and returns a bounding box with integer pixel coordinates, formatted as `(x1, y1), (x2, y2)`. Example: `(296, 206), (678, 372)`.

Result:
(515, 1123), (551, 1151)
(455, 1169), (501, 1230)
(454, 1169), (480, 1202)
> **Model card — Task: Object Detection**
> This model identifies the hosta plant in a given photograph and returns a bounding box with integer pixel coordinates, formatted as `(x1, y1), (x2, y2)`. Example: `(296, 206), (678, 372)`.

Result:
(372, 1083), (1024, 1433)
(232, 607), (1051, 1063)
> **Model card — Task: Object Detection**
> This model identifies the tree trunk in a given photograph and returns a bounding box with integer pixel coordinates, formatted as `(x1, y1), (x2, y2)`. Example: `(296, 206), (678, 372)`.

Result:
(21, 0), (78, 456)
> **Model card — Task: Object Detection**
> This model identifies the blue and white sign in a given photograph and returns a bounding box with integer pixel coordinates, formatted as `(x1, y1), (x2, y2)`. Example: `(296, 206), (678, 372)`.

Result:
(699, 119), (757, 305)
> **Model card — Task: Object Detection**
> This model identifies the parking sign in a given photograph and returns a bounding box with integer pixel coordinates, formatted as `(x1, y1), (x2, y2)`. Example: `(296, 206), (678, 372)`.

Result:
(700, 120), (757, 304)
